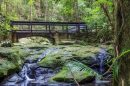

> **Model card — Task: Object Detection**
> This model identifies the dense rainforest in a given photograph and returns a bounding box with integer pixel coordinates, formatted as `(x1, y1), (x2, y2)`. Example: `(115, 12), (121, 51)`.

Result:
(0, 0), (129, 86)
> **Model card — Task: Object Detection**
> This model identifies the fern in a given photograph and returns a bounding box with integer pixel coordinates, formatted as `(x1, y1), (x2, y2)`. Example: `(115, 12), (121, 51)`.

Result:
(104, 49), (130, 80)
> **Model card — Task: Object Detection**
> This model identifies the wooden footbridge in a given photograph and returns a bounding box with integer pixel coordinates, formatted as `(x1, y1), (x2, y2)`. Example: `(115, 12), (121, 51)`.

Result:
(10, 21), (88, 44)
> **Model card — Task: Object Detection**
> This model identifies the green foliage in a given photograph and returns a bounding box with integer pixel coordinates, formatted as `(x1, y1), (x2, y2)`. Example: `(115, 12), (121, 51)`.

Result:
(110, 50), (130, 80)
(0, 14), (10, 37)
(97, 28), (112, 42)
(1, 40), (13, 47)
(112, 61), (119, 82)
(83, 0), (113, 32)
(28, 0), (35, 5)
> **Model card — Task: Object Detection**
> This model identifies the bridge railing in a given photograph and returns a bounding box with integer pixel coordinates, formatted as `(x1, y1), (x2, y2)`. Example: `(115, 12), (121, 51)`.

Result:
(10, 21), (88, 34)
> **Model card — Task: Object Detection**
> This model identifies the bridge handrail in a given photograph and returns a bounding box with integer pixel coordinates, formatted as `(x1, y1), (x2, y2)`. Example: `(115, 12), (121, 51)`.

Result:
(10, 21), (87, 26)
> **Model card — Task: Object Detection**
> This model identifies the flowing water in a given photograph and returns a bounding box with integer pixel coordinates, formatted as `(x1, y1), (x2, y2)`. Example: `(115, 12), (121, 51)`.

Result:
(98, 48), (108, 74)
(0, 47), (112, 86)
(94, 48), (111, 86)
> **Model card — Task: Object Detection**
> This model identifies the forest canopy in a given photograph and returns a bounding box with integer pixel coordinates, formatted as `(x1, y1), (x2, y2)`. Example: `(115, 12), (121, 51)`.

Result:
(0, 0), (113, 28)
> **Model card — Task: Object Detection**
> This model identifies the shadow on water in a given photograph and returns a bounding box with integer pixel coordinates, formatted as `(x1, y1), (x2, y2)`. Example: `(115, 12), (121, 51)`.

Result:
(0, 48), (112, 86)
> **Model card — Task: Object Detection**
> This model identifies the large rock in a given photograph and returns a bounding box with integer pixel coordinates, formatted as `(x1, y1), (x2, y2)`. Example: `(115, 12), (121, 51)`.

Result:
(38, 44), (113, 81)
(38, 45), (102, 68)
(0, 47), (30, 78)
(38, 49), (72, 68)
(51, 61), (101, 83)
(64, 45), (101, 65)
(0, 47), (30, 60)
(0, 59), (16, 76)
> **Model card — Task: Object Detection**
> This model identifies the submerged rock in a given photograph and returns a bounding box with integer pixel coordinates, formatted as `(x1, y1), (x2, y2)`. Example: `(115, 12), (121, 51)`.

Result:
(7, 73), (23, 82)
(51, 61), (101, 83)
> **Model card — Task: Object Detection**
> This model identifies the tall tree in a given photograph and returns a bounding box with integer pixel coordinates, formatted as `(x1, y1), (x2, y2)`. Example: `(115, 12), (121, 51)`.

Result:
(114, 0), (130, 86)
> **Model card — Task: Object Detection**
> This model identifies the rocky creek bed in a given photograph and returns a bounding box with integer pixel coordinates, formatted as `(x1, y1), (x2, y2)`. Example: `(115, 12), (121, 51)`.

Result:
(0, 38), (113, 86)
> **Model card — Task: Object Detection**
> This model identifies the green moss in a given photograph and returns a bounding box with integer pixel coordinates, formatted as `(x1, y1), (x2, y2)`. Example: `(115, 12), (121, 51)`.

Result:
(38, 45), (101, 68)
(38, 49), (72, 68)
(64, 45), (100, 57)
(63, 45), (100, 65)
(51, 61), (101, 83)
(0, 59), (16, 76)
(0, 46), (30, 77)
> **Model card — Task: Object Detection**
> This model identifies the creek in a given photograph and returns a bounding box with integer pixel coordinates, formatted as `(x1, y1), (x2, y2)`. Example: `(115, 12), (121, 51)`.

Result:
(0, 46), (112, 86)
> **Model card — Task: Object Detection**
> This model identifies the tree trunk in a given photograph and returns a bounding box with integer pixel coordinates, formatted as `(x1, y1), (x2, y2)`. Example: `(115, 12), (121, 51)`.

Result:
(72, 0), (79, 22)
(44, 0), (49, 21)
(115, 0), (130, 86)
(34, 0), (41, 18)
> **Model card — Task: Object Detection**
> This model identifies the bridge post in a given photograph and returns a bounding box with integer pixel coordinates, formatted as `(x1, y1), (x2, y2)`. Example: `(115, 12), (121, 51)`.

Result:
(86, 25), (88, 38)
(62, 25), (64, 30)
(11, 31), (16, 43)
(45, 25), (48, 31)
(77, 24), (80, 33)
(54, 31), (61, 44)
(66, 26), (69, 39)
(49, 25), (51, 33)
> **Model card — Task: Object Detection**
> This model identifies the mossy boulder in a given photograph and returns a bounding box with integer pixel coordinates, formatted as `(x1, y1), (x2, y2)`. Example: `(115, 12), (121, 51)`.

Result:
(51, 61), (101, 83)
(38, 45), (112, 71)
(64, 46), (100, 57)
(0, 47), (29, 60)
(38, 49), (72, 68)
(38, 45), (102, 68)
(0, 47), (30, 78)
(63, 45), (101, 66)
(0, 59), (17, 76)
